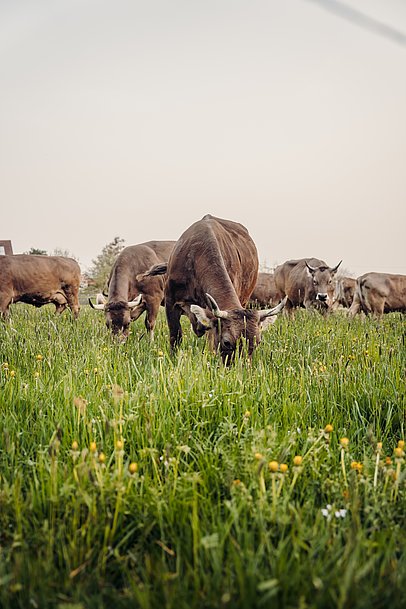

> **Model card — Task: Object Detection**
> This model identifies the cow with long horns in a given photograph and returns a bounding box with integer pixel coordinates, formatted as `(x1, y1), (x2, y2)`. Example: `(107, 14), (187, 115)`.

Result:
(144, 215), (286, 363)
(89, 241), (175, 338)
(273, 257), (342, 314)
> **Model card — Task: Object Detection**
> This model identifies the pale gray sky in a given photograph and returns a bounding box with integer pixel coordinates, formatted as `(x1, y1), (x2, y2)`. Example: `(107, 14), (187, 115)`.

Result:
(1, 0), (405, 276)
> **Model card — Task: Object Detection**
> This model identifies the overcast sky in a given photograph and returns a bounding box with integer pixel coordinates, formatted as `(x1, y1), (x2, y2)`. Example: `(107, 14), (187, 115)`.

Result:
(1, 0), (405, 276)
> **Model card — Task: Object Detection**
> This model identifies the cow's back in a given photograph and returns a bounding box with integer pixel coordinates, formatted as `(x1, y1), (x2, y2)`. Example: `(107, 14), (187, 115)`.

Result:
(359, 272), (406, 313)
(167, 215), (258, 308)
(1, 255), (80, 292)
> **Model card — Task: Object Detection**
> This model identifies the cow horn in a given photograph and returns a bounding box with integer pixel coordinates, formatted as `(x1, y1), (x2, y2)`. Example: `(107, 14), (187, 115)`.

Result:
(258, 296), (288, 321)
(305, 261), (317, 274)
(88, 297), (105, 311)
(128, 294), (142, 309)
(330, 260), (342, 274)
(205, 293), (229, 319)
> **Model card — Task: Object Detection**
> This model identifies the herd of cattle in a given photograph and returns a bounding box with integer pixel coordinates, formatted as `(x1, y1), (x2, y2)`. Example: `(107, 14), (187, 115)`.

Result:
(1, 214), (405, 362)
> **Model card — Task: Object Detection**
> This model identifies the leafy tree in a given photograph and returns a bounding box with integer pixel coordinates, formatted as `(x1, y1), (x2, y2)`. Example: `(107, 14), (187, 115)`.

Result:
(25, 247), (48, 255)
(88, 236), (125, 291)
(51, 247), (78, 261)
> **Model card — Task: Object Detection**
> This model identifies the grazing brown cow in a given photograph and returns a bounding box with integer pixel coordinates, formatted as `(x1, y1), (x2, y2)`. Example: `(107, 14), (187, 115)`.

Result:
(89, 241), (175, 338)
(331, 276), (356, 310)
(349, 272), (406, 317)
(0, 255), (80, 318)
(249, 272), (284, 308)
(145, 215), (285, 363)
(274, 257), (342, 314)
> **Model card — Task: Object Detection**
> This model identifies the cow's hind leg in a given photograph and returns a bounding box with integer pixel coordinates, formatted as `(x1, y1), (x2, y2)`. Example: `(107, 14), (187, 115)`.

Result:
(62, 289), (80, 319)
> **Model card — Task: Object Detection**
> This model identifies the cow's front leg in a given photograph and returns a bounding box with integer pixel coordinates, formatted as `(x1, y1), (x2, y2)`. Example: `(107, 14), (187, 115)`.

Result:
(166, 301), (182, 352)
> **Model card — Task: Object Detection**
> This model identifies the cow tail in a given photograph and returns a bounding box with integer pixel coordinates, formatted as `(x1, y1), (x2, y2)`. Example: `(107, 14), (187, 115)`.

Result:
(142, 263), (168, 278)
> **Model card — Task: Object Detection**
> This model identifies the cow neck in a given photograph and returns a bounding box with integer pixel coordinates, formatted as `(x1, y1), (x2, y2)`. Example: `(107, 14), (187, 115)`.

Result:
(109, 266), (133, 302)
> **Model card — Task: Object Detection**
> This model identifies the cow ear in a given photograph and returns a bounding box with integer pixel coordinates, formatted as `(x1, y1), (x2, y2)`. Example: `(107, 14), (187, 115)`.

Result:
(190, 304), (214, 330)
(260, 316), (278, 330)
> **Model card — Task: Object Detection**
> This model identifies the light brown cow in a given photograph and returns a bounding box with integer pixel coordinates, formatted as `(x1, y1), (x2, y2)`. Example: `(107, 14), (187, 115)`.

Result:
(89, 241), (175, 338)
(249, 272), (284, 309)
(0, 255), (80, 318)
(145, 215), (285, 363)
(274, 257), (342, 314)
(330, 276), (356, 310)
(349, 272), (406, 317)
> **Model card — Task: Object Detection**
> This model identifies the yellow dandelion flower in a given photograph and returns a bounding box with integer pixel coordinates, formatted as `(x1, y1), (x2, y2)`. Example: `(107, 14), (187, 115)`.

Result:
(324, 424), (333, 433)
(254, 452), (264, 460)
(98, 452), (106, 464)
(129, 462), (138, 474)
(36, 354), (43, 361)
(89, 441), (97, 453)
(394, 447), (404, 459)
(398, 440), (405, 450)
(293, 455), (303, 466)
(116, 440), (124, 451)
(280, 463), (288, 473)
(385, 457), (392, 466)
(34, 371), (40, 378)
(340, 437), (349, 448)
(71, 440), (79, 451)
(377, 442), (383, 451)
(244, 410), (251, 418)
(9, 370), (16, 377)
(157, 350), (164, 357)
(268, 461), (279, 473)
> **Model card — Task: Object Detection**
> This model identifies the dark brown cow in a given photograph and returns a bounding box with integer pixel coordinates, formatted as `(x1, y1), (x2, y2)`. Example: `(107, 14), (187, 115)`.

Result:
(273, 257), (342, 314)
(89, 241), (175, 338)
(349, 272), (406, 317)
(249, 272), (284, 308)
(145, 215), (285, 363)
(331, 276), (356, 310)
(0, 255), (80, 318)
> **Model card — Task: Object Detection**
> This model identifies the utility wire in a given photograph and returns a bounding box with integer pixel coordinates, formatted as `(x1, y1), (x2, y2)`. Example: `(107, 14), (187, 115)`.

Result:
(305, 0), (406, 48)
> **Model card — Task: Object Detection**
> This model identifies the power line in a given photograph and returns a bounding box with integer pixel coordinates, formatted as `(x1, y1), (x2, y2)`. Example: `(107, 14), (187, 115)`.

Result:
(305, 0), (406, 48)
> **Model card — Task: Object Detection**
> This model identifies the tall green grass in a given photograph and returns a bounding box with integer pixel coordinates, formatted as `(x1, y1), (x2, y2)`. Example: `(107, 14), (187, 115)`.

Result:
(0, 305), (405, 609)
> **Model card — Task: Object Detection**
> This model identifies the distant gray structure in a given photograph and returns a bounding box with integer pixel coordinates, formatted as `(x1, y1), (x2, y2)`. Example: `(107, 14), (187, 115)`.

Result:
(0, 240), (13, 255)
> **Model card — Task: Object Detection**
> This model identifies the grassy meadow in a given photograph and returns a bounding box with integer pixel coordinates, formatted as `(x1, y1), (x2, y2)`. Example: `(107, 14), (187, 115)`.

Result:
(0, 304), (405, 609)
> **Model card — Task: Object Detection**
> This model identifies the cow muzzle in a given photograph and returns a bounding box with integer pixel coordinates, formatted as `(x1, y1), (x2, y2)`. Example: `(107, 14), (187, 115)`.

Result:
(316, 293), (328, 302)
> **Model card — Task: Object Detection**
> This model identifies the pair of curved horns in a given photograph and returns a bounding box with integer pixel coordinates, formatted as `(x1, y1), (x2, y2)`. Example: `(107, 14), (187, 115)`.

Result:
(205, 293), (287, 321)
(88, 294), (143, 311)
(258, 295), (288, 320)
(306, 260), (342, 274)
